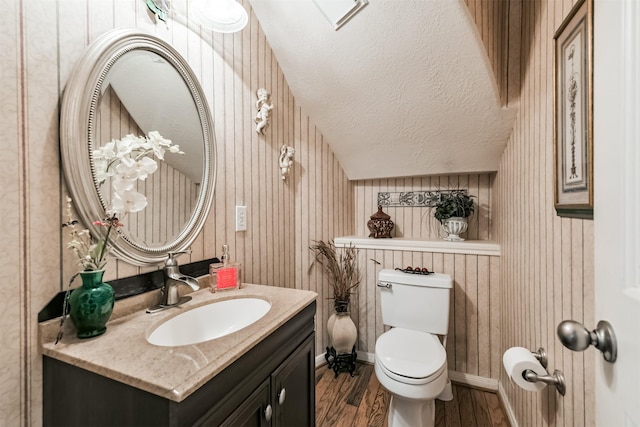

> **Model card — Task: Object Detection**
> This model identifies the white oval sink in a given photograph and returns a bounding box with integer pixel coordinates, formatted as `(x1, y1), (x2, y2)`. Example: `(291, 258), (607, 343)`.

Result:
(147, 298), (271, 346)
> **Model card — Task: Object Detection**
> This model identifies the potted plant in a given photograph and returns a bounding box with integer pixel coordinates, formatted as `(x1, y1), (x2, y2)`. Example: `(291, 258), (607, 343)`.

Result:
(432, 190), (475, 241)
(309, 240), (360, 374)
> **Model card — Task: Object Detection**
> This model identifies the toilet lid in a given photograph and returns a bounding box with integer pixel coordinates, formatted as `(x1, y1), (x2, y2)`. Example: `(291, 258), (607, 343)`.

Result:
(375, 328), (447, 380)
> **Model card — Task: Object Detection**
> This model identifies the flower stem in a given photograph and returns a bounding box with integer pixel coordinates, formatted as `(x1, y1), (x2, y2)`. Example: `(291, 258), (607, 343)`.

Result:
(96, 216), (115, 267)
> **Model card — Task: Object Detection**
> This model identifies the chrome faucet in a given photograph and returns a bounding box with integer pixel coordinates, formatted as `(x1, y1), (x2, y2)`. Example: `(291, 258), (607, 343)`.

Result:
(147, 252), (200, 313)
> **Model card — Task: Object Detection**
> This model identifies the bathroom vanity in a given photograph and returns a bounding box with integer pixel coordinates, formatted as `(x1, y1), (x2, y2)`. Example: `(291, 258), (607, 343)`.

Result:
(41, 284), (317, 427)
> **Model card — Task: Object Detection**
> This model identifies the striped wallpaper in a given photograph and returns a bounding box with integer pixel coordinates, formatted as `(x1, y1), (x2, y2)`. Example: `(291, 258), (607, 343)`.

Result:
(493, 0), (595, 426)
(463, 0), (510, 105)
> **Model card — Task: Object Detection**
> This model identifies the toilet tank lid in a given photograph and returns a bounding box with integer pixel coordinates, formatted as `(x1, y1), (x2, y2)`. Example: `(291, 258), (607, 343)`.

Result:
(379, 269), (452, 289)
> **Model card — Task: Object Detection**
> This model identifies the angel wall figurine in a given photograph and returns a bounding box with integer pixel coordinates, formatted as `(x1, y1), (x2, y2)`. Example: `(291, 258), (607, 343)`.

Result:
(279, 145), (295, 180)
(255, 88), (274, 135)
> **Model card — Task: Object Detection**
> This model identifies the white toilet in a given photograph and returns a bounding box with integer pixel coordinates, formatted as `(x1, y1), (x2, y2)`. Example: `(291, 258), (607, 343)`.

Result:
(374, 269), (453, 427)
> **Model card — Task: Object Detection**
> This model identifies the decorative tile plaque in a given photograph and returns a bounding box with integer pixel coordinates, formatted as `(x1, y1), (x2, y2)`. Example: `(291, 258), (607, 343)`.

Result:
(377, 190), (468, 207)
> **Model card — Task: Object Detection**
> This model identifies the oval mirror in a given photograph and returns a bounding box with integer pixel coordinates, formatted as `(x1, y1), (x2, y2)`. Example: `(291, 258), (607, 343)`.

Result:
(60, 29), (216, 266)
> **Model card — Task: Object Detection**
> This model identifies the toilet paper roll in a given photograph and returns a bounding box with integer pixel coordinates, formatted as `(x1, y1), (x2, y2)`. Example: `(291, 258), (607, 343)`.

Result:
(502, 347), (547, 392)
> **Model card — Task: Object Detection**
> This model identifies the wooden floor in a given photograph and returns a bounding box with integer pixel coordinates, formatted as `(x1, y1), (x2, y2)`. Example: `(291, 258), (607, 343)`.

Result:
(316, 362), (510, 427)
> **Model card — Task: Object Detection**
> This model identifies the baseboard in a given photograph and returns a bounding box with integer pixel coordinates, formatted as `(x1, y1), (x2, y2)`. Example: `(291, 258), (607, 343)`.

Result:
(498, 381), (519, 427)
(448, 371), (498, 391)
(356, 351), (375, 364)
(315, 354), (327, 367)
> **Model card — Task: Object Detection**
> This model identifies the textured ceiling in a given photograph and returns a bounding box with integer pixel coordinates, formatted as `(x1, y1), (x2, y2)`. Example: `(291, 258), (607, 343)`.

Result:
(248, 0), (516, 180)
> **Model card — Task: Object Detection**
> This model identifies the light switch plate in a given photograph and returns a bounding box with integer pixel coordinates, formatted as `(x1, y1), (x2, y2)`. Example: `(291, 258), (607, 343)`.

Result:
(236, 206), (247, 231)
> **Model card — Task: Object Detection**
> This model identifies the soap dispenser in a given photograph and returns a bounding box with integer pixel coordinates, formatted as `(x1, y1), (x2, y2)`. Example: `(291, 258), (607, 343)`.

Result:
(209, 244), (241, 292)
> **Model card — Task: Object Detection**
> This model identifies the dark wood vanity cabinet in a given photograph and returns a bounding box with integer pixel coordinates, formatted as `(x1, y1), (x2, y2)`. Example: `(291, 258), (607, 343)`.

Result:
(216, 335), (315, 427)
(44, 301), (316, 427)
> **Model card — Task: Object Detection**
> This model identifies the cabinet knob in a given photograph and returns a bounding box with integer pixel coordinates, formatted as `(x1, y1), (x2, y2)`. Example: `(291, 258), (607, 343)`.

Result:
(264, 404), (272, 422)
(278, 387), (286, 405)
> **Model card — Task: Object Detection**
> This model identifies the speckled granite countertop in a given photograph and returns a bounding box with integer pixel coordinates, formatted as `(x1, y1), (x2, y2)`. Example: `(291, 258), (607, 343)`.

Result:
(40, 283), (317, 402)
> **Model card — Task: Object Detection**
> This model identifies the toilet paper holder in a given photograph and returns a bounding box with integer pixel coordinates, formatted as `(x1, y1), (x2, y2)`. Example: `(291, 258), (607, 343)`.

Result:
(532, 347), (548, 369)
(523, 369), (566, 396)
(524, 347), (566, 396)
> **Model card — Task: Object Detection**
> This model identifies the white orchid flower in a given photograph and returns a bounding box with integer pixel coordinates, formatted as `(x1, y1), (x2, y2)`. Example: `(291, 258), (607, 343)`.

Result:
(114, 157), (142, 182)
(93, 159), (112, 185)
(111, 188), (148, 215)
(148, 130), (172, 147)
(143, 131), (173, 160)
(93, 141), (117, 160)
(115, 134), (144, 158)
(168, 145), (185, 154)
(114, 156), (159, 182)
(90, 130), (183, 220)
(135, 156), (158, 180)
(112, 177), (135, 192)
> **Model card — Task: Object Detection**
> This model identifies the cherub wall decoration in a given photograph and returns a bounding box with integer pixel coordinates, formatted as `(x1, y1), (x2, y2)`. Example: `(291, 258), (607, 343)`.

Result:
(279, 145), (295, 181)
(255, 88), (273, 135)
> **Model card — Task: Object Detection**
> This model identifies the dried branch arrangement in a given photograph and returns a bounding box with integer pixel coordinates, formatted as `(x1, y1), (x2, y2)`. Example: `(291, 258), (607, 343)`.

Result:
(309, 240), (361, 305)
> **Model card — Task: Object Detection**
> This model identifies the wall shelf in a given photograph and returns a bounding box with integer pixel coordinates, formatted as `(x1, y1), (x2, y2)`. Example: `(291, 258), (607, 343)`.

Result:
(334, 236), (501, 256)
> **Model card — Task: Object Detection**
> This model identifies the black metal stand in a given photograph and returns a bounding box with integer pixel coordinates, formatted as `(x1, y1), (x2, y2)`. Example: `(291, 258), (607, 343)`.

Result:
(325, 346), (357, 377)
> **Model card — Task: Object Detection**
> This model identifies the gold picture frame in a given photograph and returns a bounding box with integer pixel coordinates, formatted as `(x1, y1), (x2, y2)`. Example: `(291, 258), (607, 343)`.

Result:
(553, 0), (593, 219)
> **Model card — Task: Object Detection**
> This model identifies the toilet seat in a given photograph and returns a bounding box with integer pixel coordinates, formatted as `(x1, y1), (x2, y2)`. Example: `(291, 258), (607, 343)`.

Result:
(375, 328), (447, 385)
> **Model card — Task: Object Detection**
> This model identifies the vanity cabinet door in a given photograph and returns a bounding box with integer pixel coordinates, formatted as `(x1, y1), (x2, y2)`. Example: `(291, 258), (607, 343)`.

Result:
(217, 378), (271, 427)
(271, 335), (315, 427)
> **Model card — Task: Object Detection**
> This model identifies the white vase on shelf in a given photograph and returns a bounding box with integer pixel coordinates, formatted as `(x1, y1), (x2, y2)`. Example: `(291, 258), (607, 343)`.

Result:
(441, 216), (468, 241)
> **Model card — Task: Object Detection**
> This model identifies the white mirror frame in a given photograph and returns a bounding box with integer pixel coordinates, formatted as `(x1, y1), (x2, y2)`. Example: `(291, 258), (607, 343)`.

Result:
(60, 28), (216, 266)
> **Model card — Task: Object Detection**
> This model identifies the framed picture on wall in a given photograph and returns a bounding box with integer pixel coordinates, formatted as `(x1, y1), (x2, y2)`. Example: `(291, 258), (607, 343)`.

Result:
(553, 0), (593, 219)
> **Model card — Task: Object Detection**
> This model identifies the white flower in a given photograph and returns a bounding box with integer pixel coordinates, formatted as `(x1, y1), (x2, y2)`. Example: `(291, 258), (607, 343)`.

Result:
(114, 156), (158, 182)
(143, 130), (173, 160)
(115, 134), (145, 158)
(92, 131), (183, 217)
(93, 141), (117, 160)
(93, 159), (113, 185)
(148, 130), (172, 147)
(112, 177), (135, 192)
(168, 145), (185, 154)
(111, 188), (148, 216)
(135, 156), (158, 179)
(114, 158), (142, 182)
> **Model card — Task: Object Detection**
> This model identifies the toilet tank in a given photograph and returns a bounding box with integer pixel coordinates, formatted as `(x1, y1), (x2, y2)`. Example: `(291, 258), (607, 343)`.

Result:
(378, 269), (453, 335)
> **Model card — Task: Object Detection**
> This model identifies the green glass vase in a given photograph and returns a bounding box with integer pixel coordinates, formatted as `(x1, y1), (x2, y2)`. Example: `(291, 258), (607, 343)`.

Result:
(69, 270), (115, 339)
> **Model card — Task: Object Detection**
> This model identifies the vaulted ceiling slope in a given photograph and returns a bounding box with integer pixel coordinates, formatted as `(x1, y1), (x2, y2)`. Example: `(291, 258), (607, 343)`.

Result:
(249, 0), (517, 180)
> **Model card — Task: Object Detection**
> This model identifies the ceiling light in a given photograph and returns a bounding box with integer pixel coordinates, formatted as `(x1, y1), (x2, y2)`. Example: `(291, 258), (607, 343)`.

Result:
(191, 0), (248, 33)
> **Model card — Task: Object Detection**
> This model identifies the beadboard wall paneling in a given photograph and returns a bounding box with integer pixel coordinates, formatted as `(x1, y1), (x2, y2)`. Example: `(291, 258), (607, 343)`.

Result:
(463, 0), (505, 105)
(5, 1), (353, 425)
(463, 0), (521, 107)
(1, 1), (27, 425)
(493, 0), (595, 425)
(297, 118), (356, 350)
(348, 248), (502, 381)
(354, 174), (492, 241)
